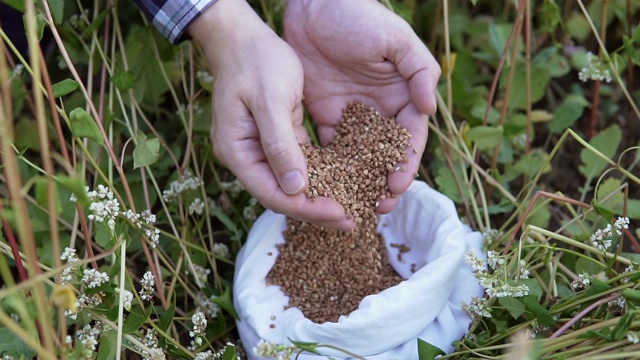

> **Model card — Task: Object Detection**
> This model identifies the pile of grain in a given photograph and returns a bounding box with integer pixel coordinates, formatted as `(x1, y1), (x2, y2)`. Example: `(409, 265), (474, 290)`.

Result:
(267, 101), (412, 323)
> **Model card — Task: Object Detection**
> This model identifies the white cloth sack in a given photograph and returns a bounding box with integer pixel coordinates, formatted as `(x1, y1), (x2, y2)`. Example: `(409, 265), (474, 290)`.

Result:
(234, 181), (485, 359)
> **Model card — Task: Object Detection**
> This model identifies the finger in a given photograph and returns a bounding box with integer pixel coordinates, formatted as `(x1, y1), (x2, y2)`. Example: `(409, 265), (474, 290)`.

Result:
(251, 94), (310, 196)
(389, 25), (441, 116)
(376, 102), (428, 214)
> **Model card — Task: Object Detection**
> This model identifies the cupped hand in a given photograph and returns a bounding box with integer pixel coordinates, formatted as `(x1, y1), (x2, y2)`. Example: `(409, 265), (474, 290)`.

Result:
(284, 0), (441, 214)
(188, 0), (354, 229)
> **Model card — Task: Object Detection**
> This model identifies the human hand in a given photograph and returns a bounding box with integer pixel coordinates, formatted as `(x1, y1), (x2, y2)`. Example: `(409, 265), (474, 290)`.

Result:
(188, 0), (354, 229)
(284, 0), (441, 214)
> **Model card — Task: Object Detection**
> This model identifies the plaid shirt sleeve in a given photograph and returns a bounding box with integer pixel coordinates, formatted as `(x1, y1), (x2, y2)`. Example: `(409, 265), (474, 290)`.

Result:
(132, 0), (218, 44)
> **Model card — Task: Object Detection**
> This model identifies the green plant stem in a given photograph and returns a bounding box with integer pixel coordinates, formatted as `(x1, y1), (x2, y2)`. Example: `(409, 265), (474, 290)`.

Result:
(550, 292), (620, 338)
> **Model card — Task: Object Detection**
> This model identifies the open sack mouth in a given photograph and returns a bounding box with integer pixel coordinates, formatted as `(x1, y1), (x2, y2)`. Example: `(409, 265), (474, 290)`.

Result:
(234, 181), (486, 359)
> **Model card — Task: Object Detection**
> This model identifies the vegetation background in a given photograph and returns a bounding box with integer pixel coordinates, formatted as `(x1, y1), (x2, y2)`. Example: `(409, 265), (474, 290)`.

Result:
(0, 0), (639, 359)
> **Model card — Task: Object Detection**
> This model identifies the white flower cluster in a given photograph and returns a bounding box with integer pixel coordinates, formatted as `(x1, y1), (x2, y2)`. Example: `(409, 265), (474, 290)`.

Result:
(623, 265), (636, 284)
(196, 70), (214, 85)
(571, 272), (592, 291)
(194, 343), (240, 360)
(591, 217), (630, 252)
(196, 292), (220, 319)
(190, 264), (211, 288)
(219, 179), (245, 198)
(136, 328), (165, 360)
(253, 340), (297, 360)
(73, 321), (107, 358)
(212, 243), (230, 259)
(243, 197), (262, 222)
(466, 250), (530, 299)
(86, 185), (120, 230)
(162, 171), (203, 203)
(189, 311), (207, 346)
(608, 297), (627, 315)
(461, 296), (491, 320)
(525, 321), (551, 339)
(578, 52), (612, 83)
(189, 198), (205, 215)
(60, 247), (81, 284)
(176, 103), (203, 117)
(120, 289), (133, 311)
(628, 331), (640, 344)
(65, 293), (102, 320)
(82, 268), (109, 289)
(123, 209), (161, 248)
(482, 228), (502, 246)
(140, 271), (155, 302)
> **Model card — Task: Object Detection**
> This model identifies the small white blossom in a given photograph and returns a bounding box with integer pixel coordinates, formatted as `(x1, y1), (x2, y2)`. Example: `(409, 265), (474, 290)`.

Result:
(219, 179), (245, 197)
(120, 289), (133, 311)
(486, 283), (529, 298)
(144, 228), (161, 248)
(82, 269), (109, 288)
(571, 272), (592, 291)
(614, 217), (630, 235)
(189, 311), (207, 345)
(253, 340), (296, 360)
(142, 210), (156, 224)
(189, 198), (205, 215)
(465, 251), (485, 273)
(212, 243), (230, 259)
(578, 52), (612, 83)
(162, 171), (203, 202)
(196, 292), (220, 319)
(462, 296), (491, 320)
(243, 197), (262, 222)
(190, 264), (211, 288)
(628, 331), (640, 344)
(66, 293), (102, 320)
(591, 224), (613, 251)
(86, 185), (120, 229)
(486, 250), (506, 269)
(196, 70), (213, 85)
(140, 271), (155, 302)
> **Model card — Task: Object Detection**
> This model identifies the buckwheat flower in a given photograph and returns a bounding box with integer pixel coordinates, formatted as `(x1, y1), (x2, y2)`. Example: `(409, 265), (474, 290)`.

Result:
(220, 179), (245, 198)
(591, 224), (613, 251)
(190, 264), (211, 288)
(243, 197), (261, 222)
(482, 229), (501, 245)
(136, 328), (164, 360)
(162, 171), (203, 202)
(623, 265), (636, 284)
(254, 339), (296, 360)
(212, 243), (230, 259)
(3, 355), (15, 360)
(486, 283), (529, 298)
(628, 331), (640, 344)
(465, 251), (485, 273)
(486, 250), (506, 270)
(614, 216), (630, 235)
(194, 351), (215, 360)
(60, 247), (81, 285)
(82, 269), (109, 288)
(140, 271), (155, 301)
(123, 209), (142, 228)
(578, 52), (612, 83)
(196, 70), (213, 85)
(608, 297), (626, 315)
(66, 293), (103, 319)
(571, 272), (592, 291)
(86, 185), (120, 228)
(462, 296), (491, 320)
(142, 210), (156, 224)
(69, 192), (78, 202)
(518, 260), (530, 279)
(196, 292), (220, 318)
(119, 289), (133, 311)
(144, 228), (161, 248)
(189, 198), (205, 215)
(144, 348), (165, 360)
(189, 311), (207, 345)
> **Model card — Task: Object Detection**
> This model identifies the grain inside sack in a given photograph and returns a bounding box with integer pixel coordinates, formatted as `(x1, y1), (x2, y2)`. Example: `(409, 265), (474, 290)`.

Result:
(267, 101), (413, 323)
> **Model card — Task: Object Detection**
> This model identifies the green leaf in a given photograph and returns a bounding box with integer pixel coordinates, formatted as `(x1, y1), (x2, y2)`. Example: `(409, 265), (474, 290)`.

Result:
(623, 35), (640, 67)
(69, 108), (104, 145)
(210, 207), (244, 242)
(48, 0), (64, 24)
(35, 177), (62, 214)
(592, 203), (616, 221)
(0, 327), (37, 358)
(628, 199), (640, 220)
(523, 295), (555, 326)
(23, 13), (46, 41)
(159, 294), (176, 332)
(289, 339), (321, 355)
(612, 311), (636, 341)
(83, 6), (112, 35)
(111, 70), (136, 91)
(133, 131), (160, 169)
(212, 286), (239, 320)
(56, 175), (89, 207)
(579, 329), (612, 341)
(466, 125), (503, 151)
(550, 94), (588, 134)
(584, 279), (611, 298)
(96, 330), (118, 360)
(52, 79), (79, 98)
(1, 0), (25, 12)
(595, 177), (624, 214)
(122, 305), (151, 334)
(221, 345), (238, 360)
(499, 297), (525, 319)
(579, 125), (622, 180)
(417, 338), (445, 360)
(623, 289), (640, 302)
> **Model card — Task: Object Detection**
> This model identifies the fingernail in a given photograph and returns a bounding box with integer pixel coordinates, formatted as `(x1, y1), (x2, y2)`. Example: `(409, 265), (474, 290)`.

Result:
(281, 170), (305, 195)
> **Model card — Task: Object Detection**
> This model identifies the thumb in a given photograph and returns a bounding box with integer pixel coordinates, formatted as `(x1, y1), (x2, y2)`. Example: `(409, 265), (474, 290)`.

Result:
(254, 103), (308, 195)
(391, 26), (441, 116)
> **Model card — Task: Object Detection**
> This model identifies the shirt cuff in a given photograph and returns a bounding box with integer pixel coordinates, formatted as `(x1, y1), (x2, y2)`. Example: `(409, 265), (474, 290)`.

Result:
(150, 0), (219, 44)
